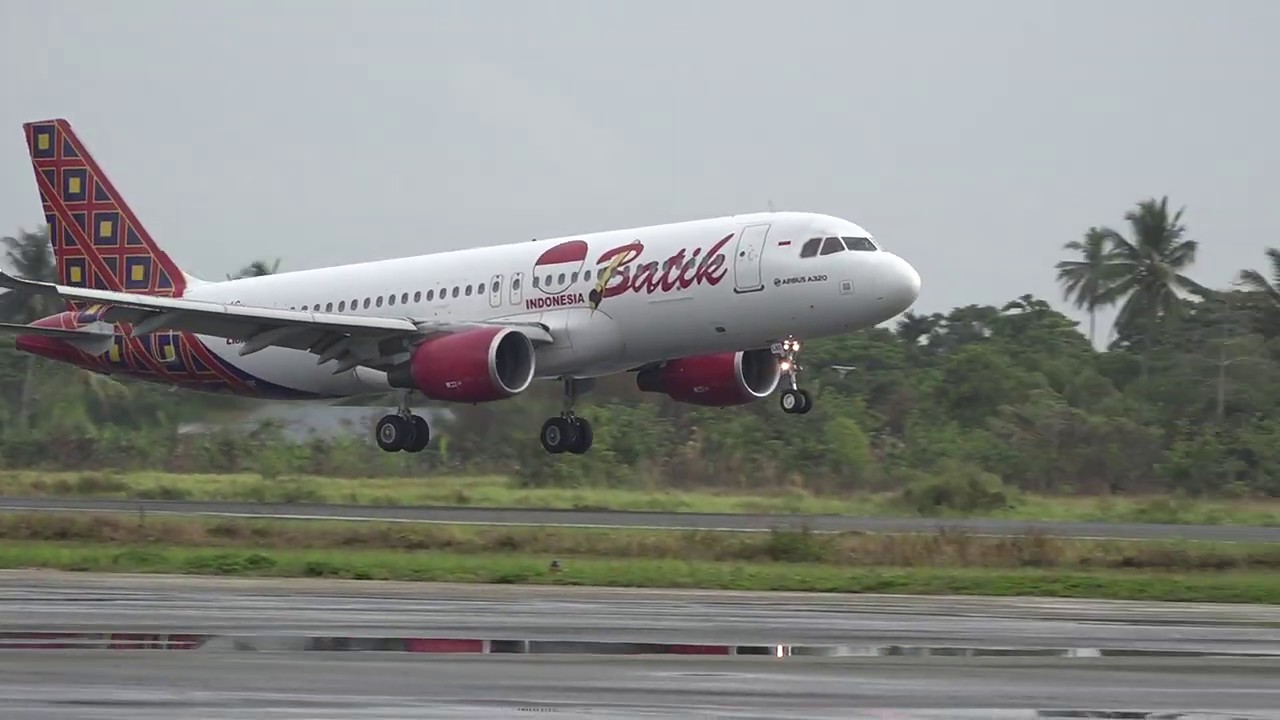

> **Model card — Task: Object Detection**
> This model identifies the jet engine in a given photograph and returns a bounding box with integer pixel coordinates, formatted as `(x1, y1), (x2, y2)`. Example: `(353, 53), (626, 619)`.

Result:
(387, 327), (537, 403)
(636, 348), (782, 406)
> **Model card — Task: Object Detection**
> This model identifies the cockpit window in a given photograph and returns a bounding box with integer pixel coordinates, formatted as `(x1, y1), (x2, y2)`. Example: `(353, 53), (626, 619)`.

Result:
(842, 236), (877, 251)
(819, 236), (844, 256)
(799, 237), (822, 258)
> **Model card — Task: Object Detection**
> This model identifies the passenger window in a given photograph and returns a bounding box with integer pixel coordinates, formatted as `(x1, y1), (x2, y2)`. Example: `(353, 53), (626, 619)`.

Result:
(389, 294), (397, 306)
(476, 283), (484, 294)
(452, 287), (459, 298)
(401, 292), (409, 305)
(842, 236), (877, 251)
(491, 280), (500, 293)
(325, 302), (333, 312)
(545, 275), (552, 287)
(465, 285), (472, 297)
(558, 273), (565, 285)
(513, 278), (521, 291)
(820, 237), (844, 256)
(363, 298), (370, 309)
(413, 291), (421, 303)
(376, 296), (383, 307)
(338, 301), (346, 312)
(426, 289), (434, 301)
(800, 238), (822, 258)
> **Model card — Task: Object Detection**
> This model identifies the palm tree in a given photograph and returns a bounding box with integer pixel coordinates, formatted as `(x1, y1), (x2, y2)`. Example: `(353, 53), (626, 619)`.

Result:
(1235, 248), (1280, 336)
(1054, 227), (1119, 346)
(1, 225), (131, 431)
(227, 258), (281, 280)
(0, 226), (58, 322)
(1091, 196), (1208, 344)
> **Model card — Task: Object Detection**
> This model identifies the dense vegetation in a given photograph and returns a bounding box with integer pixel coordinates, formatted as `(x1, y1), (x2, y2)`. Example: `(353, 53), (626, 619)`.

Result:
(4, 195), (1280, 502)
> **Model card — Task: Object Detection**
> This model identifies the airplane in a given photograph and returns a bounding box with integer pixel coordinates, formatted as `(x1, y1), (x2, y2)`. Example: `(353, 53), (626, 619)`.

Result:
(0, 118), (921, 455)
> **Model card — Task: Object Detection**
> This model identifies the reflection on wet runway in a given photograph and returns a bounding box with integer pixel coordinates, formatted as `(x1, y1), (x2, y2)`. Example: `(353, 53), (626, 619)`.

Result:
(0, 571), (1277, 719)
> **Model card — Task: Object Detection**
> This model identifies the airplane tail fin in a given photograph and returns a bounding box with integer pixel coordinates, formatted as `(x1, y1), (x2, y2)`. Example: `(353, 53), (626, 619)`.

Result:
(22, 119), (192, 297)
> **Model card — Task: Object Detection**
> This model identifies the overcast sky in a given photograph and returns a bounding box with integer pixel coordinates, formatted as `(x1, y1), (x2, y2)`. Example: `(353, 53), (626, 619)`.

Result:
(2, 0), (1277, 341)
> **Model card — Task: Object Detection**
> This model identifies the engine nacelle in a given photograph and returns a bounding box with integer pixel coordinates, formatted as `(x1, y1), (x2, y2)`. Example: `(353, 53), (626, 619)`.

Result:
(636, 348), (782, 407)
(387, 327), (537, 403)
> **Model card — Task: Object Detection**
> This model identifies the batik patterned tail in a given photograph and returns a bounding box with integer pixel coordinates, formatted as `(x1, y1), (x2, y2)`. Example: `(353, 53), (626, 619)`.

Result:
(23, 119), (187, 299)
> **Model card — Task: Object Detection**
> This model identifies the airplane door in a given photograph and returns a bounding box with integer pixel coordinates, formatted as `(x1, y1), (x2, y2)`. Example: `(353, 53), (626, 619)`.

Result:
(488, 274), (503, 308)
(509, 272), (524, 307)
(733, 224), (770, 294)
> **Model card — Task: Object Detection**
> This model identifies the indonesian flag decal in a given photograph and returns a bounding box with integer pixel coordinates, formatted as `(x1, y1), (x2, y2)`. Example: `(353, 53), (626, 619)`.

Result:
(534, 240), (588, 295)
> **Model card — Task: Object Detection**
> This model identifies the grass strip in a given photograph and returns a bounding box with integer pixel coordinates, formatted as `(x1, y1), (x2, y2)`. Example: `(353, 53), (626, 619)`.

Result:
(1, 470), (1279, 526)
(3, 513), (1279, 572)
(0, 541), (1275, 604)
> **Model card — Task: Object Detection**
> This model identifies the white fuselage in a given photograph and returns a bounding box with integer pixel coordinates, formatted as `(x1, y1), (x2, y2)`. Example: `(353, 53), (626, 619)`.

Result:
(187, 211), (920, 398)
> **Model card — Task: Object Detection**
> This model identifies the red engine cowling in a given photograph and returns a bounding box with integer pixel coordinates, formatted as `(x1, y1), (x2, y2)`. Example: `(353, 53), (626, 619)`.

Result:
(636, 348), (782, 406)
(388, 327), (537, 403)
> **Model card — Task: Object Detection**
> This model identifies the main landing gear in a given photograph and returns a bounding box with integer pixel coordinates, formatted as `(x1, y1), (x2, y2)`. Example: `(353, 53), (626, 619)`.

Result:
(375, 391), (430, 453)
(540, 377), (594, 454)
(775, 337), (813, 415)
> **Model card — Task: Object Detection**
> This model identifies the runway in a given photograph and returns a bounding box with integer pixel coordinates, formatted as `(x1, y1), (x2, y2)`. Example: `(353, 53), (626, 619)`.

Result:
(0, 571), (1278, 718)
(3, 495), (1279, 543)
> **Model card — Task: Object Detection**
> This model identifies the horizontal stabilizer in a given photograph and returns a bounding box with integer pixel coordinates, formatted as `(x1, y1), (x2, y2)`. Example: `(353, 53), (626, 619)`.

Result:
(0, 322), (111, 339)
(0, 321), (114, 355)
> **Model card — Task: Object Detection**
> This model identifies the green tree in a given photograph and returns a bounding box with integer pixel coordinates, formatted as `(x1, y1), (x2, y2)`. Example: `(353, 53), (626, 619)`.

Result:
(1234, 248), (1280, 338)
(0, 226), (60, 431)
(1055, 227), (1120, 346)
(1093, 197), (1207, 344)
(0, 226), (58, 322)
(227, 258), (282, 280)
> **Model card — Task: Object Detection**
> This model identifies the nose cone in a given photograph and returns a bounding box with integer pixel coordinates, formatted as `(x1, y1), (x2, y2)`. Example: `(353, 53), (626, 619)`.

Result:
(884, 253), (921, 314)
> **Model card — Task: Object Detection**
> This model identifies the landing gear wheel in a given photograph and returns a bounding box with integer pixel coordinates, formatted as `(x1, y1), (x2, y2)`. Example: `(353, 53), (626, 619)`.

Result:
(567, 417), (593, 454)
(540, 417), (575, 454)
(795, 389), (812, 414)
(539, 377), (596, 455)
(780, 389), (811, 415)
(402, 415), (431, 453)
(375, 414), (410, 452)
(774, 337), (813, 415)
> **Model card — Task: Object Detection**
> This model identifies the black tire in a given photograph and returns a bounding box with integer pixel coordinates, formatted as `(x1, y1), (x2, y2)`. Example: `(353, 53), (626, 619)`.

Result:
(796, 389), (813, 414)
(540, 417), (574, 454)
(375, 414), (409, 452)
(779, 389), (803, 414)
(402, 415), (430, 452)
(568, 417), (593, 454)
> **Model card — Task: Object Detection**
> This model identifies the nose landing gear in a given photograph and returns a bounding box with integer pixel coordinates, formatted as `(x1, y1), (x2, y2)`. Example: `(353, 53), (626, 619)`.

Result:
(774, 337), (812, 415)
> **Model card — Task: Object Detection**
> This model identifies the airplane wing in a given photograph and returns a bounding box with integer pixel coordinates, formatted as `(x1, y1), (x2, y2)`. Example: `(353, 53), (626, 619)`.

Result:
(0, 271), (554, 373)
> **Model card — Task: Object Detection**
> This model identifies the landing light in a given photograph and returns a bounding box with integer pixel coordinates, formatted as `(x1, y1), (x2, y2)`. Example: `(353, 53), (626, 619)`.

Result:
(779, 360), (792, 372)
